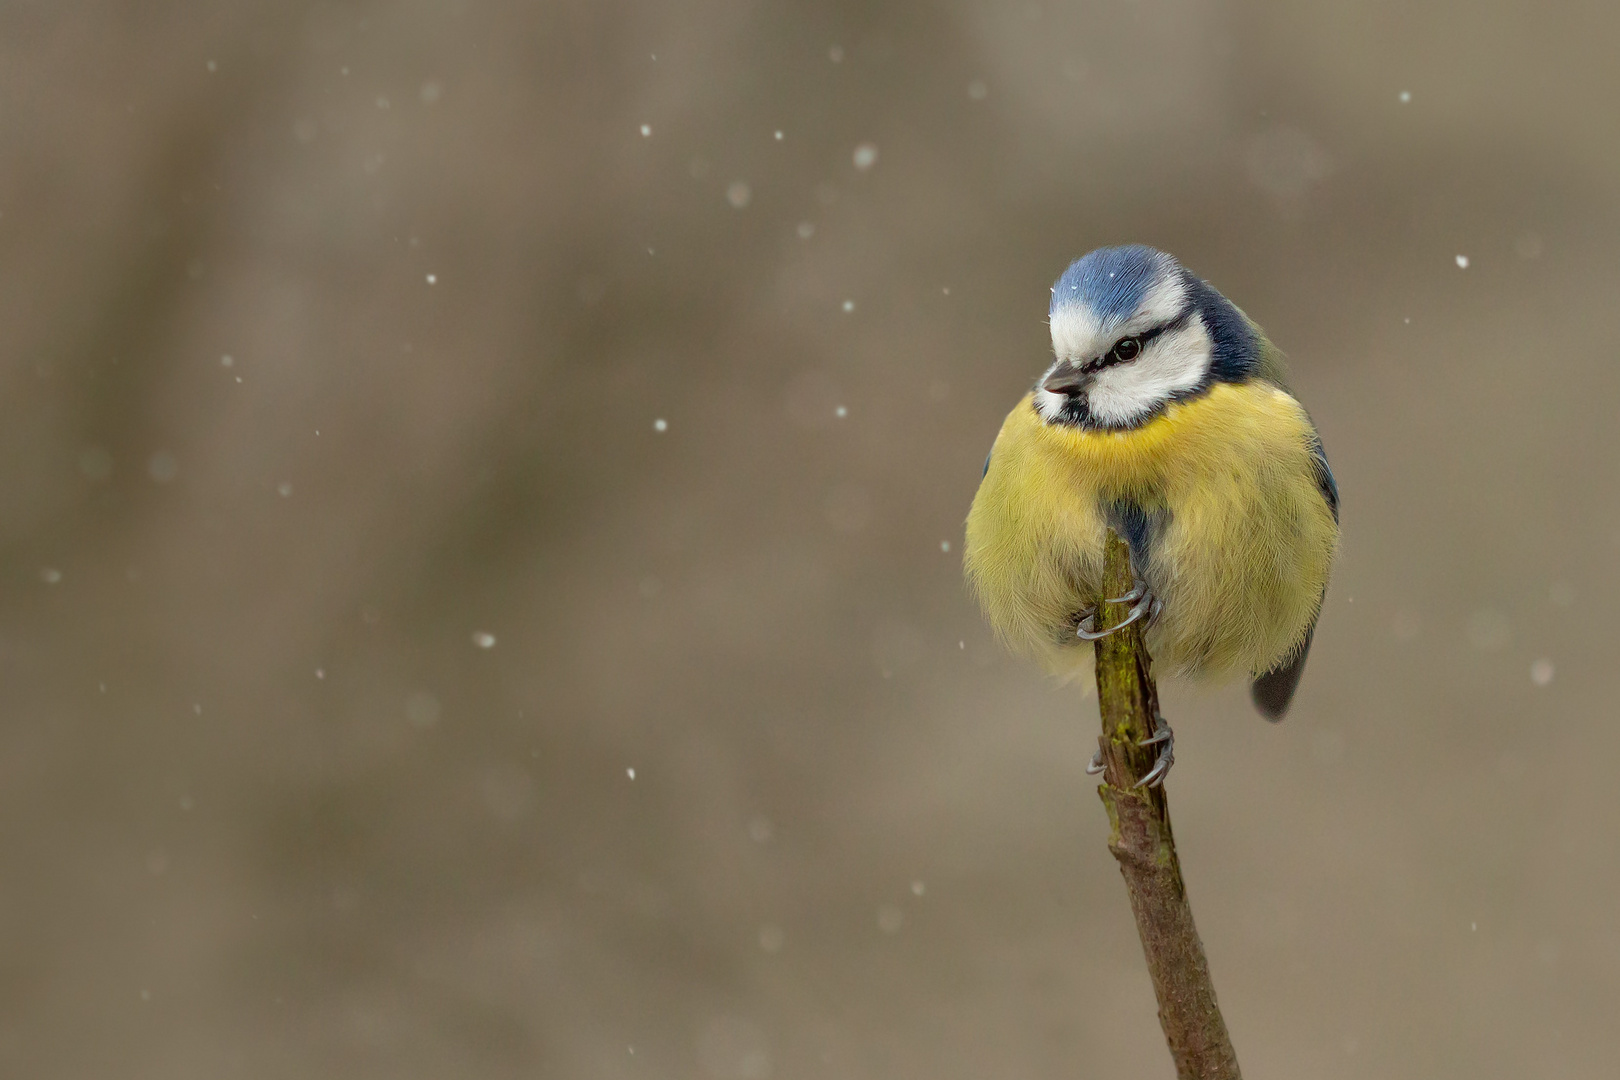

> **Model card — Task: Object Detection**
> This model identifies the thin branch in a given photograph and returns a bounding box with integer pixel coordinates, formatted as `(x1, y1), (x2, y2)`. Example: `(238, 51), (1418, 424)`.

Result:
(1091, 529), (1242, 1080)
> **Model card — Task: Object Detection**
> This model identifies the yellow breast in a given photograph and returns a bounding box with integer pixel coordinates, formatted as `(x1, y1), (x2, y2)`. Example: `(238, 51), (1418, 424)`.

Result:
(964, 381), (1338, 681)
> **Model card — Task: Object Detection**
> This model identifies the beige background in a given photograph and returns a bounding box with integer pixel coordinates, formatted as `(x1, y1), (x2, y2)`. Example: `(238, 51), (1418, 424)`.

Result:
(4, 1), (1619, 1077)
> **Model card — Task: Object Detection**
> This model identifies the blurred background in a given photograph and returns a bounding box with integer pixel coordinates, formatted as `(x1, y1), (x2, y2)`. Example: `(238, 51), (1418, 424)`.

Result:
(4, 1), (1619, 1077)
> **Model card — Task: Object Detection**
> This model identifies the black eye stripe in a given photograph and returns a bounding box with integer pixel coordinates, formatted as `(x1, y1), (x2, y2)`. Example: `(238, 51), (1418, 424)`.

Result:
(1078, 317), (1188, 374)
(1080, 334), (1143, 374)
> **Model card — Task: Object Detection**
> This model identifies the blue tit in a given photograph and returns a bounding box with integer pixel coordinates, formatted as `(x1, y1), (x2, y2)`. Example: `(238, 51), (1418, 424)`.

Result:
(964, 245), (1338, 743)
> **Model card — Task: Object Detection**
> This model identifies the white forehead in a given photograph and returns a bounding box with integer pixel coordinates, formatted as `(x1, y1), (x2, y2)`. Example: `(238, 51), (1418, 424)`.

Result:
(1048, 272), (1189, 360)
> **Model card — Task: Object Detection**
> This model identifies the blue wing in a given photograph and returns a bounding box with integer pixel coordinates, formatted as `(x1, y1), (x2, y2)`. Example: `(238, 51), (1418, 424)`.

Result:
(1307, 431), (1338, 523)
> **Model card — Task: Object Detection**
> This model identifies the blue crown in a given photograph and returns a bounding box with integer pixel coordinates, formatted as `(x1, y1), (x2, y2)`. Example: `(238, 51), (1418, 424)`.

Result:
(1050, 245), (1176, 322)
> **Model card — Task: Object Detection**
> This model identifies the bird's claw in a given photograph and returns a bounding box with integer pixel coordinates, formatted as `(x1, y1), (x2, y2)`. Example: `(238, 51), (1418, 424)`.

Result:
(1076, 579), (1159, 640)
(1088, 718), (1173, 786)
(1107, 583), (1144, 605)
(1133, 715), (1175, 788)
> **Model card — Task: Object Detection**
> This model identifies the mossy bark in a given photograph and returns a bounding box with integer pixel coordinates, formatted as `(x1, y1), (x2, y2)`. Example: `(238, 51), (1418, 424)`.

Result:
(1092, 530), (1241, 1080)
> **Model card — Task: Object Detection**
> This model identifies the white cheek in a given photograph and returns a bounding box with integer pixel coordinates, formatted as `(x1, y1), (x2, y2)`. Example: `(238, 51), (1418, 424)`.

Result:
(1086, 322), (1212, 425)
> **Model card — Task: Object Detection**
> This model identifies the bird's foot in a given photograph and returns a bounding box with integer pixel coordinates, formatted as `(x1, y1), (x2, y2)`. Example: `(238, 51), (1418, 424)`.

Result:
(1086, 716), (1173, 786)
(1134, 714), (1175, 789)
(1076, 579), (1159, 640)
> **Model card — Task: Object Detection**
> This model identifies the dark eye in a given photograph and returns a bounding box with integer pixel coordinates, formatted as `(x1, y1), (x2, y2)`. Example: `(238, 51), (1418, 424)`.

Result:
(1111, 336), (1141, 362)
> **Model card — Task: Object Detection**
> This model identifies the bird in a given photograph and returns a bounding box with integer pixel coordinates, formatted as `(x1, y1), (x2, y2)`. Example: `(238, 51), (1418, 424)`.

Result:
(963, 245), (1338, 786)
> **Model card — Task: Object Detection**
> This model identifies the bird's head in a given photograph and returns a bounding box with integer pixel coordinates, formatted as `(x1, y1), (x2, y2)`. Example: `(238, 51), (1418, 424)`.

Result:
(1035, 245), (1259, 430)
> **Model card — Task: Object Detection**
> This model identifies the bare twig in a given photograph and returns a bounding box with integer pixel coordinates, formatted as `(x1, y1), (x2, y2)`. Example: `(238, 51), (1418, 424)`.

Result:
(1092, 529), (1241, 1080)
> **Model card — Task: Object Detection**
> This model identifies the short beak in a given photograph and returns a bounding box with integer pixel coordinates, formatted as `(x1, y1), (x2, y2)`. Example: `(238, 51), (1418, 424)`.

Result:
(1042, 362), (1092, 397)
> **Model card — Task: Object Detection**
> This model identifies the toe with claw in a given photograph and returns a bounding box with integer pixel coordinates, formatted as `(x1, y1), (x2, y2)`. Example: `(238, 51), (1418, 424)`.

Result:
(1134, 714), (1175, 789)
(1076, 579), (1159, 641)
(1086, 748), (1106, 776)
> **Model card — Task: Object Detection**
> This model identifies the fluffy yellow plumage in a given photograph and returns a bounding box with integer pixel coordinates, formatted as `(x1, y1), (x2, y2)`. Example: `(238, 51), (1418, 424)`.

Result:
(964, 380), (1338, 684)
